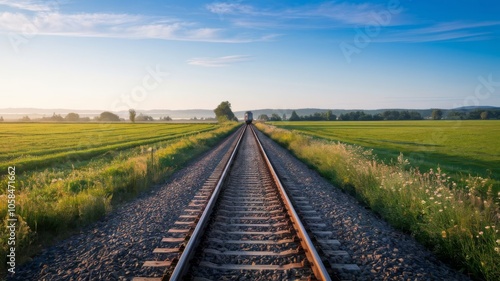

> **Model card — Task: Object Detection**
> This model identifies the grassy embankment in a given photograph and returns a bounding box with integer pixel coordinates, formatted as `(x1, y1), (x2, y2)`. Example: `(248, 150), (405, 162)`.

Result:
(257, 121), (499, 281)
(0, 122), (239, 275)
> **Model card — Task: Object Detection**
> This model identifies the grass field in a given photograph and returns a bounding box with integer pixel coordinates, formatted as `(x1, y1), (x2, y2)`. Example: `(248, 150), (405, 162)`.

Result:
(271, 120), (500, 181)
(0, 123), (218, 172)
(257, 122), (499, 280)
(0, 122), (238, 275)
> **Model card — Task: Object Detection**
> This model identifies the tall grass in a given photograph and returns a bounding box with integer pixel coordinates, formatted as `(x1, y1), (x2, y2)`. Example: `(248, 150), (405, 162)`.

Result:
(0, 123), (238, 276)
(256, 123), (499, 281)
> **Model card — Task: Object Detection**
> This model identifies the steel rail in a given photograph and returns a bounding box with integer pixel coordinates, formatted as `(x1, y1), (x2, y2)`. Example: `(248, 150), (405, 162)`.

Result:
(249, 125), (332, 281)
(167, 125), (247, 281)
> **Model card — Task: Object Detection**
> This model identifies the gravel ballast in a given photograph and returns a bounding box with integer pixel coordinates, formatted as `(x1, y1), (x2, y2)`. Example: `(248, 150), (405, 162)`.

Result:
(12, 127), (472, 280)
(255, 128), (471, 281)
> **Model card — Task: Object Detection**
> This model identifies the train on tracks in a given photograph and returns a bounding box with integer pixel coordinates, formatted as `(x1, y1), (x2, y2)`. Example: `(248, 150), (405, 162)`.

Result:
(244, 111), (253, 124)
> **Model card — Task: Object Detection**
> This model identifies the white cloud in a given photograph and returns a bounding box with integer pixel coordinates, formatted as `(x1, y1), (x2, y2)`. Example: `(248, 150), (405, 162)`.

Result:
(206, 1), (405, 28)
(0, 11), (270, 43)
(0, 0), (57, 12)
(206, 2), (253, 15)
(187, 55), (251, 67)
(379, 21), (500, 43)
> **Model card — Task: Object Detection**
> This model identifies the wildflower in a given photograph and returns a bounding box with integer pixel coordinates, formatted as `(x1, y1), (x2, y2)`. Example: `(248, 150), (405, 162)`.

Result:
(439, 209), (443, 212)
(485, 226), (490, 229)
(495, 247), (500, 253)
(479, 231), (484, 235)
(496, 239), (500, 244)
(421, 200), (426, 204)
(441, 230), (447, 238)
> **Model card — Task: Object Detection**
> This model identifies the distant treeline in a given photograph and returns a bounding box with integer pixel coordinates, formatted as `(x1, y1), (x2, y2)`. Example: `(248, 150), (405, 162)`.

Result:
(446, 109), (500, 120)
(256, 109), (500, 122)
(337, 110), (423, 121)
(4, 112), (178, 122)
(259, 110), (424, 121)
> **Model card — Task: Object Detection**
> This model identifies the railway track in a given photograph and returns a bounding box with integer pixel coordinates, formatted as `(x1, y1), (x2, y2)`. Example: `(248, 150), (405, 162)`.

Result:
(134, 125), (356, 280)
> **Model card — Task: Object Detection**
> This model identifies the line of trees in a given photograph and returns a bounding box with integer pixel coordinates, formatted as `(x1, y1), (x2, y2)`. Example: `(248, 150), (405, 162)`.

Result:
(277, 110), (423, 121)
(258, 113), (284, 121)
(27, 113), (92, 122)
(446, 109), (500, 120)
(288, 110), (337, 121)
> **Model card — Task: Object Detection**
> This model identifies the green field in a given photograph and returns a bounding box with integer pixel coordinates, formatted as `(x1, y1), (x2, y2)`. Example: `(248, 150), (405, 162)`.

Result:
(272, 120), (500, 180)
(0, 123), (217, 172)
(257, 122), (499, 280)
(0, 122), (237, 275)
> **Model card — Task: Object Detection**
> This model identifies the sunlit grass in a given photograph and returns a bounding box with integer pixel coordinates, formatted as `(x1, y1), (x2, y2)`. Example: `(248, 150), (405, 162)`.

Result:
(0, 122), (239, 275)
(0, 123), (217, 172)
(257, 123), (499, 281)
(271, 120), (500, 182)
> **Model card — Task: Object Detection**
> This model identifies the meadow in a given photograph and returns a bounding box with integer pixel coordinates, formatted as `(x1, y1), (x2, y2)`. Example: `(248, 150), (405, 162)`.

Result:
(257, 122), (499, 281)
(0, 122), (238, 275)
(0, 123), (218, 172)
(272, 120), (500, 183)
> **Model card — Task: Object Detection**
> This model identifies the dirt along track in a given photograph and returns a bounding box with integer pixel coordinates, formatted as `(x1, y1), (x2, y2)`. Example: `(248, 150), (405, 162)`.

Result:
(12, 125), (471, 281)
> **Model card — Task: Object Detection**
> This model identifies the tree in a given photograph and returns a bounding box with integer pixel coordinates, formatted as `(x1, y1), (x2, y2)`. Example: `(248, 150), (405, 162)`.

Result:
(48, 113), (64, 122)
(480, 111), (488, 120)
(289, 111), (300, 121)
(0, 116), (3, 122)
(20, 116), (30, 122)
(214, 101), (237, 122)
(447, 111), (466, 120)
(129, 109), (137, 123)
(65, 112), (80, 121)
(325, 110), (335, 121)
(258, 114), (269, 121)
(270, 113), (282, 121)
(136, 113), (154, 121)
(282, 114), (287, 121)
(99, 111), (120, 122)
(431, 109), (443, 120)
(409, 111), (423, 120)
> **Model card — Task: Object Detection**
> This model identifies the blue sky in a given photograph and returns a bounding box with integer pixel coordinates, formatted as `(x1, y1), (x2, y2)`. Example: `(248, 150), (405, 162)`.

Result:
(1, 0), (499, 111)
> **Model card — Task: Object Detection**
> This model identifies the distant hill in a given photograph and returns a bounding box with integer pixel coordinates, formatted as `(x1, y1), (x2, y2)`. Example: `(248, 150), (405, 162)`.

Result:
(452, 106), (500, 111)
(1, 106), (499, 121)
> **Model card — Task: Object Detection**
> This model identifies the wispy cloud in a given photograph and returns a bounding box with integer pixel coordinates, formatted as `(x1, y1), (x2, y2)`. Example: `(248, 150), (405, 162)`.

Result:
(205, 1), (499, 43)
(0, 11), (271, 43)
(380, 21), (500, 43)
(187, 55), (252, 67)
(0, 0), (57, 12)
(206, 2), (254, 15)
(206, 1), (405, 29)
